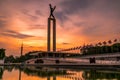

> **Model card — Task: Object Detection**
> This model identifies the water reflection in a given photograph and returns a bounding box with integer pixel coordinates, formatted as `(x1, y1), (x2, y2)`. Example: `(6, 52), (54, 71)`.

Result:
(0, 66), (120, 80)
(20, 66), (67, 80)
(0, 67), (3, 79)
(84, 70), (120, 80)
(19, 69), (21, 80)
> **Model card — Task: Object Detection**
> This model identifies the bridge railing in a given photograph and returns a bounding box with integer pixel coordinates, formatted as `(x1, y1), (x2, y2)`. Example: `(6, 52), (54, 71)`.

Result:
(96, 60), (120, 64)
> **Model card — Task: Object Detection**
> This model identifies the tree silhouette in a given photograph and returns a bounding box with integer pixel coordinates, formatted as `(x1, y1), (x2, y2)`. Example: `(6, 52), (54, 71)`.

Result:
(108, 40), (112, 52)
(81, 40), (120, 55)
(114, 39), (117, 43)
(0, 48), (5, 59)
(98, 42), (102, 46)
(108, 40), (112, 45)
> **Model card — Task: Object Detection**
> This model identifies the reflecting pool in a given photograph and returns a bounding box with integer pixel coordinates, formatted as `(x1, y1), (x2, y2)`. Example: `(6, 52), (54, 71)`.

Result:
(0, 66), (120, 80)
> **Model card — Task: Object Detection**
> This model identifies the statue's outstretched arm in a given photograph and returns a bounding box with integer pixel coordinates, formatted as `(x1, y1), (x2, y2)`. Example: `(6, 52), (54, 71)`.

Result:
(49, 4), (52, 8)
(53, 6), (56, 11)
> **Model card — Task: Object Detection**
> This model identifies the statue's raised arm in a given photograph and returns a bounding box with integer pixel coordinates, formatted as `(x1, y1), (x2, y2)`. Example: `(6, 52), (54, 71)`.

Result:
(49, 4), (52, 9)
(49, 4), (56, 18)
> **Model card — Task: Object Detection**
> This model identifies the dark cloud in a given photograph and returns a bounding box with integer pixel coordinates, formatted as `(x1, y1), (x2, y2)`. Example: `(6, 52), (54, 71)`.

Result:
(74, 22), (86, 27)
(35, 10), (43, 16)
(22, 9), (29, 14)
(60, 0), (95, 14)
(21, 9), (39, 21)
(0, 16), (6, 18)
(62, 42), (70, 45)
(56, 12), (69, 25)
(0, 19), (7, 28)
(58, 0), (120, 38)
(55, 0), (96, 25)
(60, 0), (120, 15)
(29, 24), (46, 29)
(0, 30), (34, 39)
(81, 25), (101, 36)
(93, 0), (120, 19)
(57, 0), (120, 23)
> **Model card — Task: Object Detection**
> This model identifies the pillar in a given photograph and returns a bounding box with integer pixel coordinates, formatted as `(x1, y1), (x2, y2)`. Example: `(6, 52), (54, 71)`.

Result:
(47, 18), (51, 52)
(53, 18), (56, 52)
(47, 18), (56, 52)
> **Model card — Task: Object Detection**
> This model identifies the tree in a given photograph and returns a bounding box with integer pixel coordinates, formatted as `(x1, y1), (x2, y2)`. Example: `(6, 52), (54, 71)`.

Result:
(98, 42), (102, 46)
(114, 39), (117, 43)
(112, 43), (120, 52)
(0, 48), (5, 59)
(108, 40), (112, 45)
(4, 55), (15, 63)
(108, 40), (112, 53)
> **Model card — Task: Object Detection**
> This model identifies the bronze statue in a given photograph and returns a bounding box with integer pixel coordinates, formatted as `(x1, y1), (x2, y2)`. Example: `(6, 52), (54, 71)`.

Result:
(49, 4), (56, 18)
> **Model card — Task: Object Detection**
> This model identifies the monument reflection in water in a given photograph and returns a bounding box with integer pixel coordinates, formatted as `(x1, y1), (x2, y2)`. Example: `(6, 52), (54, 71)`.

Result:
(0, 66), (120, 80)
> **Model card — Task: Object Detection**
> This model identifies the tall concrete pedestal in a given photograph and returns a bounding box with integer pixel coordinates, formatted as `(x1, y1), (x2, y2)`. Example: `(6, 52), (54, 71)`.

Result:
(47, 18), (56, 52)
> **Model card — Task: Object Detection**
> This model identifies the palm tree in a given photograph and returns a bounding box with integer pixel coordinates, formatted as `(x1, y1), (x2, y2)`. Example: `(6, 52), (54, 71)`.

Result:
(103, 41), (107, 45)
(80, 48), (83, 54)
(114, 39), (117, 43)
(83, 44), (88, 54)
(108, 40), (112, 45)
(84, 44), (89, 54)
(87, 44), (93, 54)
(113, 39), (118, 52)
(72, 47), (74, 50)
(79, 46), (81, 49)
(80, 46), (85, 54)
(103, 41), (107, 53)
(98, 42), (102, 46)
(94, 44), (99, 54)
(77, 46), (79, 49)
(98, 42), (102, 53)
(97, 43), (102, 54)
(108, 40), (112, 53)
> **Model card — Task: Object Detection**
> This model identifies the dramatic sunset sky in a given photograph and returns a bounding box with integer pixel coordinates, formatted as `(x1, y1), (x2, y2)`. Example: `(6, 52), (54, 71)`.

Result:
(0, 0), (120, 56)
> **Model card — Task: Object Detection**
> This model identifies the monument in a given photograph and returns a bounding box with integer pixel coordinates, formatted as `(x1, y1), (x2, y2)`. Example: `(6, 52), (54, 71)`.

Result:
(47, 4), (56, 52)
(20, 42), (23, 56)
